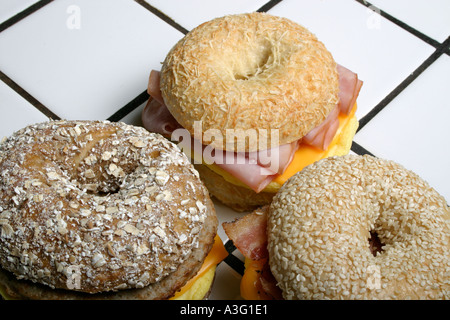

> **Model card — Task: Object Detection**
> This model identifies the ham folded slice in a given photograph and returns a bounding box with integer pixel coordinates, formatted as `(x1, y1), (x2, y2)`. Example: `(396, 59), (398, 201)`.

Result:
(142, 65), (362, 193)
(147, 69), (164, 105)
(181, 138), (299, 193)
(337, 64), (363, 115)
(217, 141), (299, 192)
(141, 98), (181, 138)
(302, 105), (340, 150)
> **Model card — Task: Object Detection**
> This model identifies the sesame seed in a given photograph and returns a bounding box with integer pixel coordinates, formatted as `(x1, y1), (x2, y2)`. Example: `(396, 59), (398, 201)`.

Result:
(267, 154), (450, 300)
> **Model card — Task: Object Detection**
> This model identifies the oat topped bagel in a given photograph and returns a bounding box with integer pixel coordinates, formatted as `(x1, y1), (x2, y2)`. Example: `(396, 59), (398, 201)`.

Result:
(0, 120), (223, 300)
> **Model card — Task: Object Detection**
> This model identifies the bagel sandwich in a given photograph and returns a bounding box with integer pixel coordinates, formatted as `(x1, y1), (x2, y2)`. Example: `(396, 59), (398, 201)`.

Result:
(0, 120), (228, 300)
(142, 12), (362, 212)
(224, 155), (450, 300)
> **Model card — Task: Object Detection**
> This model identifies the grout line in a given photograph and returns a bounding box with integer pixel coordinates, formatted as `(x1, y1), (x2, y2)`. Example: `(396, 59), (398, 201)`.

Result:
(224, 239), (237, 254)
(357, 36), (450, 132)
(134, 0), (188, 35)
(0, 0), (54, 33)
(351, 141), (375, 157)
(223, 240), (244, 275)
(257, 0), (283, 13)
(355, 0), (441, 49)
(0, 70), (60, 120)
(107, 90), (149, 122)
(223, 254), (244, 276)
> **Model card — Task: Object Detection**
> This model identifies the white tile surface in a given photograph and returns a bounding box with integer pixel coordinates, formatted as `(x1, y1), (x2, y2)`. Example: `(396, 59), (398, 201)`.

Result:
(145, 0), (268, 31)
(0, 0), (183, 120)
(0, 0), (40, 24)
(269, 0), (435, 119)
(354, 54), (450, 202)
(119, 102), (146, 127)
(370, 0), (450, 43)
(0, 0), (449, 301)
(0, 80), (48, 139)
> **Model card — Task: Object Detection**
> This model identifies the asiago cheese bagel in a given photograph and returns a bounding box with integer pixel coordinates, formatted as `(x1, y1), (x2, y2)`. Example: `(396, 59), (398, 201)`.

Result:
(160, 12), (339, 152)
(0, 120), (221, 299)
(268, 154), (450, 300)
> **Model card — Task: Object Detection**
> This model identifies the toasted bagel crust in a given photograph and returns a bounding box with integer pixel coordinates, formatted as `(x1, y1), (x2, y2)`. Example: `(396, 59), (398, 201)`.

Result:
(160, 13), (339, 152)
(268, 155), (450, 300)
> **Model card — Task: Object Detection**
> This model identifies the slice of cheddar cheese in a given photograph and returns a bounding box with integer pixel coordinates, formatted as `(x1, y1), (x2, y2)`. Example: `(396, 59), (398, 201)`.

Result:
(240, 258), (273, 300)
(170, 235), (228, 300)
(205, 105), (359, 193)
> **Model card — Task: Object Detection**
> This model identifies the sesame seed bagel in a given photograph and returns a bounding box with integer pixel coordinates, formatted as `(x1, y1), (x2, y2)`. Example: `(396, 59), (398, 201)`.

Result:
(0, 120), (217, 297)
(268, 154), (450, 300)
(160, 12), (339, 152)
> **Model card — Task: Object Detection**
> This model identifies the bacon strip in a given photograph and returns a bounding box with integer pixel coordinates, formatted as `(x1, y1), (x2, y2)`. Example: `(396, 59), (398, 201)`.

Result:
(223, 206), (283, 300)
(223, 206), (269, 261)
(257, 259), (283, 300)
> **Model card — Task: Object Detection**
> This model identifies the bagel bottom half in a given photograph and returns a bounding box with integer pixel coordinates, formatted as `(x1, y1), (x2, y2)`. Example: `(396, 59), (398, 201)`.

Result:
(0, 234), (227, 300)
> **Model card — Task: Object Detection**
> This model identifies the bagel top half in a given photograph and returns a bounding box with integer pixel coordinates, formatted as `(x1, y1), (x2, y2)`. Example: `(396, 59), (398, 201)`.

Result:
(160, 12), (339, 152)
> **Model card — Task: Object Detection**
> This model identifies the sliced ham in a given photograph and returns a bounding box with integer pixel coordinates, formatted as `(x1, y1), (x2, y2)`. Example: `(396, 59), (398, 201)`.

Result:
(147, 69), (164, 105)
(214, 141), (300, 192)
(246, 141), (300, 174)
(141, 97), (181, 138)
(223, 206), (269, 261)
(337, 64), (363, 115)
(142, 65), (362, 192)
(302, 105), (340, 150)
(209, 148), (278, 193)
(176, 136), (298, 193)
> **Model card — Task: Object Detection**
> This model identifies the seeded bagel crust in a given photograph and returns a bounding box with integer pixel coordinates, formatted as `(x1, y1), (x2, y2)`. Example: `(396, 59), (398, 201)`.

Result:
(160, 12), (339, 152)
(0, 120), (217, 297)
(268, 155), (450, 300)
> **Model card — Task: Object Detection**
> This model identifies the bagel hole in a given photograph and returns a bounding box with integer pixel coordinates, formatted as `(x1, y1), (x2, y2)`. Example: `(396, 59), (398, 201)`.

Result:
(233, 44), (274, 80)
(82, 182), (121, 197)
(368, 231), (384, 257)
(91, 186), (120, 196)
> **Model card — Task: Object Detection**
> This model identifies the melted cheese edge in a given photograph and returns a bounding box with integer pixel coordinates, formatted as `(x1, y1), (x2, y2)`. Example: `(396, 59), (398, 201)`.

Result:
(204, 105), (359, 193)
